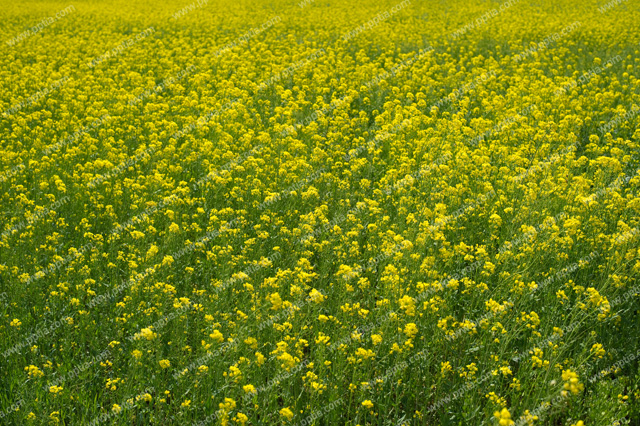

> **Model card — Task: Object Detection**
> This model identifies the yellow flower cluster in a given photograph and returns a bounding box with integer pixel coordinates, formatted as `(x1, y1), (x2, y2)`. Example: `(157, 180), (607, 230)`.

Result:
(1, 0), (639, 424)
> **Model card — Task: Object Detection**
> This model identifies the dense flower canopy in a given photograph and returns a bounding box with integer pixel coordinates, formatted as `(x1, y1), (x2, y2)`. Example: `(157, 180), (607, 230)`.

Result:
(0, 0), (639, 424)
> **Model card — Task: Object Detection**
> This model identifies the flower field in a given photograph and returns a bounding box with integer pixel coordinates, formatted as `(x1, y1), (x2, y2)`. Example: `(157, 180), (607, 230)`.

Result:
(1, 0), (640, 424)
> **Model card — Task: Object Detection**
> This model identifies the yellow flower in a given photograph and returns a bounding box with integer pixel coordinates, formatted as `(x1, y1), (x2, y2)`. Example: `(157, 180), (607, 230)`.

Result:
(591, 343), (605, 359)
(10, 318), (21, 327)
(243, 384), (257, 394)
(309, 288), (327, 303)
(219, 398), (236, 411)
(268, 292), (283, 310)
(499, 366), (512, 376)
(236, 413), (249, 425)
(398, 295), (416, 316)
(139, 327), (156, 340)
(146, 244), (159, 259)
(355, 347), (375, 360)
(25, 365), (44, 378)
(493, 407), (514, 425)
(49, 385), (63, 394)
(440, 361), (453, 376)
(229, 365), (242, 378)
(112, 404), (122, 413)
(561, 369), (584, 396)
(210, 329), (224, 342)
(159, 359), (171, 369)
(390, 343), (403, 354)
(361, 400), (374, 409)
(371, 334), (383, 345)
(315, 332), (331, 345)
(279, 407), (294, 420)
(404, 322), (418, 338)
